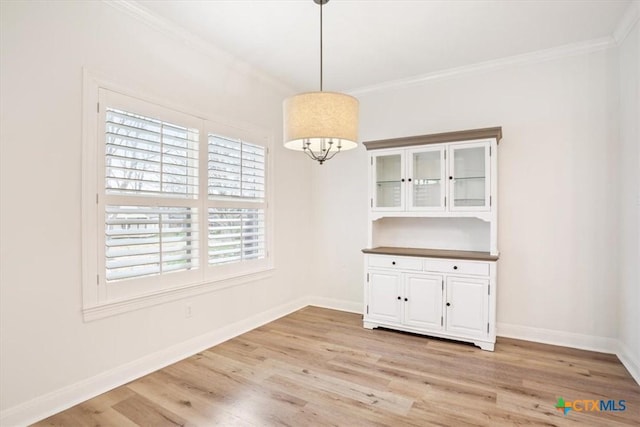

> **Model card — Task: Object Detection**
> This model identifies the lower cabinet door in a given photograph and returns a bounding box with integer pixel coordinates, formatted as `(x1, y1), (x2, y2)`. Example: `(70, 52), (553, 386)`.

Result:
(367, 270), (402, 324)
(403, 273), (443, 330)
(445, 276), (489, 339)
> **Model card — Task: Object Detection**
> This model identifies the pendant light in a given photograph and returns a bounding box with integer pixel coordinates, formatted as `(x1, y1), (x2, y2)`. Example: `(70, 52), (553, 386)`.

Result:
(283, 0), (359, 165)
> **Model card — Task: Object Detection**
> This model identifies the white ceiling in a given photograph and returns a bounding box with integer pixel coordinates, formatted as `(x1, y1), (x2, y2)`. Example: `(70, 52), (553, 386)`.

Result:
(136, 0), (632, 92)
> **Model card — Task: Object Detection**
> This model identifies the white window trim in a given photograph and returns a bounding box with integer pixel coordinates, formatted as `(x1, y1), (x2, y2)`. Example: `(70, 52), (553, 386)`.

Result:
(82, 70), (274, 321)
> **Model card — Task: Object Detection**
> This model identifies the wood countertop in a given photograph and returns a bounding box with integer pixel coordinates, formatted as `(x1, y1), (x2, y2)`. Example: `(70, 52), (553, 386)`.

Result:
(362, 246), (499, 261)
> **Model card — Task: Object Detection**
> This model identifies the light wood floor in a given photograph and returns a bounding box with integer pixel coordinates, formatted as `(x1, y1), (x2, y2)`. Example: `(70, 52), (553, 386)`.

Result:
(35, 307), (639, 426)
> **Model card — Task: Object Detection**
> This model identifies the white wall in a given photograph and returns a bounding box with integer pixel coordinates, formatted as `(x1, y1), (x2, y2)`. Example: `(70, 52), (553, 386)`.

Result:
(618, 17), (640, 378)
(311, 47), (622, 346)
(0, 0), (312, 420)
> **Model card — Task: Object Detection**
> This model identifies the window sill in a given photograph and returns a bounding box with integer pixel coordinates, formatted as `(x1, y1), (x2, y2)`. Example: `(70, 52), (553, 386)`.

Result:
(82, 268), (274, 322)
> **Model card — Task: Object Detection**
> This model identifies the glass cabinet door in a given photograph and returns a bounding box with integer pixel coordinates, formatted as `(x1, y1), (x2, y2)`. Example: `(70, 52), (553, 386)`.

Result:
(449, 142), (490, 211)
(408, 147), (445, 210)
(373, 152), (403, 210)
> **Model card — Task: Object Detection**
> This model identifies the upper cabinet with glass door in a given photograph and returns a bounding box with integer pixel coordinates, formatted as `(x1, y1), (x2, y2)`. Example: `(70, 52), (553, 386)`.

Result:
(409, 147), (446, 211)
(372, 150), (404, 210)
(372, 148), (446, 211)
(365, 127), (501, 219)
(449, 142), (490, 211)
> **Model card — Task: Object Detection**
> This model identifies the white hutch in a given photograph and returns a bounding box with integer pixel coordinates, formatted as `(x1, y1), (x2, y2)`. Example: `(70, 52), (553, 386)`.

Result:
(362, 127), (502, 351)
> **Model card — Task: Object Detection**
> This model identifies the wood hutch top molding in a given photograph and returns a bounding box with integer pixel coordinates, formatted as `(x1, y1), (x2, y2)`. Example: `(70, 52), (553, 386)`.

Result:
(362, 127), (503, 151)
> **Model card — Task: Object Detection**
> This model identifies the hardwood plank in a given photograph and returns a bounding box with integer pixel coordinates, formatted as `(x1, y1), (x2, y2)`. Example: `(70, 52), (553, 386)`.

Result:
(264, 374), (423, 427)
(35, 406), (139, 427)
(34, 387), (139, 427)
(33, 307), (640, 426)
(125, 371), (251, 426)
(112, 393), (189, 426)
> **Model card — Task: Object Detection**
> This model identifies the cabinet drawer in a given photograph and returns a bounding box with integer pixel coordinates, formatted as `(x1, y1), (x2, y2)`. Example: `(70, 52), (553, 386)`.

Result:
(368, 255), (422, 271)
(423, 259), (489, 276)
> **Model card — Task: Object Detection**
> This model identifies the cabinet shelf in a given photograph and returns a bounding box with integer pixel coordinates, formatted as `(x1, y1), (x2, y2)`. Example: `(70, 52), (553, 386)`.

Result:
(413, 179), (440, 184)
(377, 180), (441, 186)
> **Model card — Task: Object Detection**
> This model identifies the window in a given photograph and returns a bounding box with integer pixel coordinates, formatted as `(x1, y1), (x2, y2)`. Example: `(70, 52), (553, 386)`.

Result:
(82, 84), (272, 318)
(208, 135), (265, 200)
(105, 206), (199, 281)
(207, 135), (266, 267)
(208, 208), (265, 265)
(104, 108), (200, 285)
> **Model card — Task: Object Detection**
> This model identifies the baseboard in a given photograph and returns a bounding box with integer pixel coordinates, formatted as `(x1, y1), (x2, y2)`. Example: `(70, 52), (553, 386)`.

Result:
(497, 322), (618, 354)
(307, 296), (363, 314)
(617, 340), (640, 385)
(0, 297), (309, 427)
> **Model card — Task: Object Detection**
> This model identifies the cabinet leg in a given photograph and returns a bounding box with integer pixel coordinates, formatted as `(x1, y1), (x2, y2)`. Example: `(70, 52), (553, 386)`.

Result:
(475, 341), (495, 351)
(363, 322), (377, 330)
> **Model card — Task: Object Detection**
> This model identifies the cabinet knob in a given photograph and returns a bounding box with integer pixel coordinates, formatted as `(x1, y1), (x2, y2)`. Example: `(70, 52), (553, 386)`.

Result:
(446, 302), (451, 307)
(401, 178), (405, 182)
(397, 296), (401, 300)
(408, 178), (412, 182)
(453, 265), (458, 270)
(392, 261), (396, 265)
(404, 298), (408, 302)
(449, 176), (453, 180)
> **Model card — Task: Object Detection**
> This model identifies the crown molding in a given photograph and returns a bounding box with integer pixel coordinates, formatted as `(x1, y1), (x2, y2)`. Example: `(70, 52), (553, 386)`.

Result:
(613, 0), (640, 44)
(348, 36), (616, 96)
(102, 0), (295, 95)
(103, 0), (635, 98)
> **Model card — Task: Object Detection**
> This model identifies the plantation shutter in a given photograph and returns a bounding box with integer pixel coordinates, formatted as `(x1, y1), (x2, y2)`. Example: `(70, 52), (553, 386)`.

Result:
(208, 208), (265, 265)
(106, 108), (199, 198)
(207, 134), (266, 266)
(208, 135), (265, 201)
(103, 107), (200, 283)
(105, 206), (199, 281)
